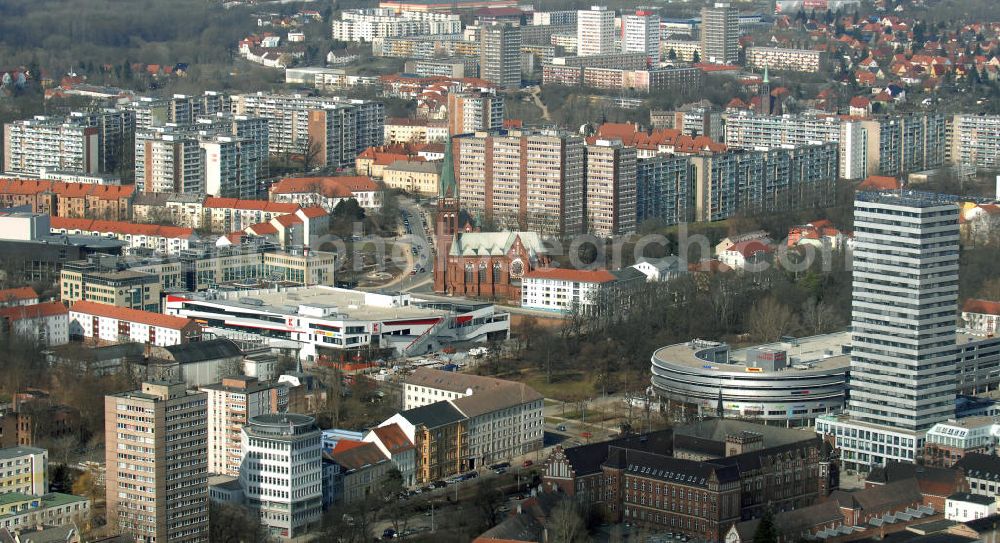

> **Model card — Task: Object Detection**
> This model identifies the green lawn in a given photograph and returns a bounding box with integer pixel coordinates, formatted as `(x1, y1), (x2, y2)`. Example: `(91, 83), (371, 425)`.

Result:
(518, 368), (597, 402)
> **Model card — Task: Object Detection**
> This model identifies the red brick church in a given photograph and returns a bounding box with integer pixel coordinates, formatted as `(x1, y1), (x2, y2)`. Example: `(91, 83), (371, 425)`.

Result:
(432, 138), (549, 303)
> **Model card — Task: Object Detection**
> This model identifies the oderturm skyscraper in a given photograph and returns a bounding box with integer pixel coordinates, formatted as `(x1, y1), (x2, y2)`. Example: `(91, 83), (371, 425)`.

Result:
(848, 191), (960, 432)
(815, 191), (961, 471)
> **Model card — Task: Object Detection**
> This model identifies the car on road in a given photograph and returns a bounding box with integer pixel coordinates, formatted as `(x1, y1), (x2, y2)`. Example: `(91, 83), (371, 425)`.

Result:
(556, 424), (566, 431)
(522, 460), (533, 468)
(489, 462), (510, 471)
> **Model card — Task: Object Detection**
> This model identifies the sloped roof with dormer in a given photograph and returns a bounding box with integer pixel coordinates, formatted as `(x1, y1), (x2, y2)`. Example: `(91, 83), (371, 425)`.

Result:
(449, 232), (547, 258)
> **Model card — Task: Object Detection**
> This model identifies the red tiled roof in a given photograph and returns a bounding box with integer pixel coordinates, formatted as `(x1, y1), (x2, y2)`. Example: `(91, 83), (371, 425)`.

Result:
(49, 217), (194, 238)
(372, 424), (415, 453)
(332, 439), (366, 454)
(273, 213), (303, 227)
(0, 287), (38, 304)
(298, 207), (328, 219)
(203, 197), (300, 213)
(0, 301), (67, 321)
(69, 301), (196, 330)
(0, 180), (134, 200)
(270, 176), (379, 198)
(858, 175), (901, 190)
(246, 222), (278, 235)
(964, 299), (1000, 316)
(522, 267), (617, 283)
(727, 240), (774, 258)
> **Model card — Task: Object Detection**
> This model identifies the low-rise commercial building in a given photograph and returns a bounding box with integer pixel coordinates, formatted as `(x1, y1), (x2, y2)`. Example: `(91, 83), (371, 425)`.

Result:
(164, 286), (510, 361)
(60, 260), (162, 311)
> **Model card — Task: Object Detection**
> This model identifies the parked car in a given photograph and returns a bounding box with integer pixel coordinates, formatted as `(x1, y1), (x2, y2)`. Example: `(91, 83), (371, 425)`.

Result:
(382, 528), (397, 539)
(556, 424), (566, 431)
(522, 460), (533, 468)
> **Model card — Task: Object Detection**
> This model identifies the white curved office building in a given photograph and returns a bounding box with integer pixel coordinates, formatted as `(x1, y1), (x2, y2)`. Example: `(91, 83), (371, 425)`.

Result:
(650, 332), (850, 427)
(240, 413), (323, 539)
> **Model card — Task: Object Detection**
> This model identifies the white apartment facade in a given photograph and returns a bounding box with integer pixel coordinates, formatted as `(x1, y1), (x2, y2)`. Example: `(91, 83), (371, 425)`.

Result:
(331, 9), (461, 42)
(747, 46), (823, 73)
(724, 112), (868, 180)
(520, 268), (617, 314)
(240, 414), (322, 539)
(621, 8), (660, 65)
(134, 128), (204, 194)
(3, 117), (99, 177)
(201, 377), (280, 477)
(950, 114), (1000, 169)
(0, 302), (69, 347)
(69, 301), (201, 347)
(577, 6), (615, 57)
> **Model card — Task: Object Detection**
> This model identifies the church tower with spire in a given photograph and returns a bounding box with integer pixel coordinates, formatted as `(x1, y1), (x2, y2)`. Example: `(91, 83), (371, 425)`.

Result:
(759, 65), (772, 115)
(433, 136), (460, 294)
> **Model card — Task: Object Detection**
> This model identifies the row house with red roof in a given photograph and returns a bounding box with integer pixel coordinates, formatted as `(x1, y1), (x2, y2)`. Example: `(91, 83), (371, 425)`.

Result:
(787, 219), (852, 252)
(0, 180), (134, 221)
(0, 286), (39, 307)
(269, 176), (383, 211)
(520, 267), (646, 315)
(49, 216), (196, 256)
(0, 301), (69, 346)
(69, 300), (201, 346)
(962, 299), (1000, 337)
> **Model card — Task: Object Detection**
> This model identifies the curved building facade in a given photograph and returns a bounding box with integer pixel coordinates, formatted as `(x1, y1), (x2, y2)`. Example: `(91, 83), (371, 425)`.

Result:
(650, 333), (850, 427)
(240, 413), (322, 539)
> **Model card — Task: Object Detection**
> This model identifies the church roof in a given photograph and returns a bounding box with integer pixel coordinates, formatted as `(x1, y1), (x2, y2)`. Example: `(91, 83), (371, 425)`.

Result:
(449, 232), (547, 258)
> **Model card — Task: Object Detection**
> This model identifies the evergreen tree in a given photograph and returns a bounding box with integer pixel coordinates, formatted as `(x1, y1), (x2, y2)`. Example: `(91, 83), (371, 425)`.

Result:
(753, 508), (778, 543)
